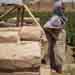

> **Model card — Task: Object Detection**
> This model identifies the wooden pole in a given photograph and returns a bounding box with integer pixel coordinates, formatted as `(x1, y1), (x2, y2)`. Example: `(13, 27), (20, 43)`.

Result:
(0, 7), (16, 19)
(24, 4), (40, 26)
(16, 7), (21, 27)
(23, 4), (47, 40)
(21, 7), (25, 26)
(72, 0), (74, 8)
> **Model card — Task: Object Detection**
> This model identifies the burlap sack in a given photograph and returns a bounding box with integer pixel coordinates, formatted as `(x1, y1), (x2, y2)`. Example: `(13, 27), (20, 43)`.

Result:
(0, 28), (19, 43)
(0, 41), (41, 70)
(19, 26), (42, 41)
(0, 27), (47, 71)
(7, 17), (40, 25)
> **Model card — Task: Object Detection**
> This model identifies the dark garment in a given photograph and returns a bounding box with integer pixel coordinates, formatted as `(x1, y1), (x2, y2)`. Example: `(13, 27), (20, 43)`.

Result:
(44, 28), (62, 72)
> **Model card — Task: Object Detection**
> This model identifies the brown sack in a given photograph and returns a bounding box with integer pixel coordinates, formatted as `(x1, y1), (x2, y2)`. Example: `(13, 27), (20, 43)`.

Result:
(0, 29), (19, 43)
(19, 26), (42, 41)
(0, 41), (41, 70)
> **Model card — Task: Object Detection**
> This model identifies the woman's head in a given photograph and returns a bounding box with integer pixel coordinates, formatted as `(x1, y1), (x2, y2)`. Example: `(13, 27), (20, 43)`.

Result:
(53, 0), (65, 16)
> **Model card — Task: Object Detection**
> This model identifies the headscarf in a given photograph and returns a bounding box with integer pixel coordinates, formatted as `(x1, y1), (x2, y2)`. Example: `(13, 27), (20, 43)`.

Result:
(53, 0), (64, 16)
(53, 0), (68, 24)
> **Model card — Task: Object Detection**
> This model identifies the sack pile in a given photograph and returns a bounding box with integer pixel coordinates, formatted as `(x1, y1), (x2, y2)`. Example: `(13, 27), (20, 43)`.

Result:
(0, 26), (43, 71)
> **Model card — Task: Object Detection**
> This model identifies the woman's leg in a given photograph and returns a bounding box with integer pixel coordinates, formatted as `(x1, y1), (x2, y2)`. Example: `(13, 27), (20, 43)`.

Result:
(45, 30), (57, 70)
(45, 30), (63, 73)
(54, 29), (66, 73)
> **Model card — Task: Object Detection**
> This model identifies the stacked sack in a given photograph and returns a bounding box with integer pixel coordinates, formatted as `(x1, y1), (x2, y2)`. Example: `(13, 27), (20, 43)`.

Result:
(0, 26), (47, 72)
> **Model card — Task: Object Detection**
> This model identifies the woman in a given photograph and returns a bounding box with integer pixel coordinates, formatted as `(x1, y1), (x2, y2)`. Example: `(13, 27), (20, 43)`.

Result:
(44, 0), (68, 73)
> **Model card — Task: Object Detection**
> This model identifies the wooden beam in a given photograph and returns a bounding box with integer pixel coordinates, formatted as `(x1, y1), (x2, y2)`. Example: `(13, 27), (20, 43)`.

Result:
(0, 6), (16, 19)
(21, 7), (25, 26)
(16, 7), (21, 27)
(24, 4), (40, 26)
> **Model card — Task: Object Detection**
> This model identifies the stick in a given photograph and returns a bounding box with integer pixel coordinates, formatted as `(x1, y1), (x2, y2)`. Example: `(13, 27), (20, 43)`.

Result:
(24, 4), (40, 26)
(21, 7), (24, 26)
(23, 4), (47, 42)
(16, 7), (21, 27)
(0, 7), (16, 19)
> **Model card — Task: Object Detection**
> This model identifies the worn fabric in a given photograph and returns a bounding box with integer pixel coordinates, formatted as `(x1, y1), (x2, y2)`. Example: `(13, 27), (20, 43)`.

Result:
(53, 0), (64, 16)
(54, 29), (66, 65)
(54, 0), (63, 9)
(44, 15), (64, 29)
(43, 0), (67, 72)
(44, 28), (66, 71)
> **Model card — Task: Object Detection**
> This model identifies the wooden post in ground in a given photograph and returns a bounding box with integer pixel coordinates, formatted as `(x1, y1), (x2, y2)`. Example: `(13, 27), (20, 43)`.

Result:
(16, 7), (21, 27)
(21, 7), (24, 26)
